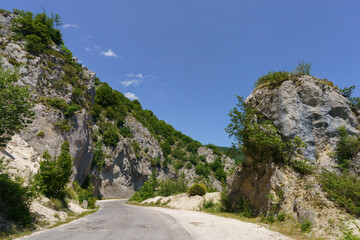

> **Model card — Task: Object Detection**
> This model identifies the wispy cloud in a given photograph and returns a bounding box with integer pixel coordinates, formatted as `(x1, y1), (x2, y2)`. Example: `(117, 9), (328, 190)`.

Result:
(84, 47), (90, 52)
(100, 49), (118, 58)
(62, 23), (79, 29)
(125, 92), (138, 100)
(121, 80), (143, 87)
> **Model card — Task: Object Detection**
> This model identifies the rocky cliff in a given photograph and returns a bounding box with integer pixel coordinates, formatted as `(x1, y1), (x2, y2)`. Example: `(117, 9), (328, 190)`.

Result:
(0, 10), (234, 200)
(228, 76), (360, 238)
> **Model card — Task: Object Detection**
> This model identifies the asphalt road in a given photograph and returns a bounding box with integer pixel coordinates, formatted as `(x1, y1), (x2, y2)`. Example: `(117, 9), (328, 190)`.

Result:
(22, 200), (192, 240)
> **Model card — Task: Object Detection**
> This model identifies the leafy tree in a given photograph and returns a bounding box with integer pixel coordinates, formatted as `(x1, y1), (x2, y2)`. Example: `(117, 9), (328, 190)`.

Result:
(0, 62), (34, 146)
(35, 141), (73, 198)
(226, 96), (305, 165)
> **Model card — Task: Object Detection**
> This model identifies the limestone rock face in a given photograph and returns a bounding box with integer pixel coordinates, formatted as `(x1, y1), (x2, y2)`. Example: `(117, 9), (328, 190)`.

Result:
(94, 117), (173, 198)
(246, 76), (359, 168)
(229, 77), (359, 238)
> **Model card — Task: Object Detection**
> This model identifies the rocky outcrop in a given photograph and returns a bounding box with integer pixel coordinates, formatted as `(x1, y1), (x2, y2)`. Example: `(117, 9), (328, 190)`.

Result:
(246, 76), (359, 168)
(229, 77), (359, 238)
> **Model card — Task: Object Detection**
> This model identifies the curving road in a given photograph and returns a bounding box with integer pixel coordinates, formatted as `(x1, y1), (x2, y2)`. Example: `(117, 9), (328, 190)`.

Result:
(21, 199), (291, 240)
(21, 199), (191, 240)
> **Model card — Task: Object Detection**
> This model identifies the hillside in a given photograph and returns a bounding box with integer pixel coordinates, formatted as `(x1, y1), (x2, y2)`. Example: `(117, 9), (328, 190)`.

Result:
(0, 9), (234, 234)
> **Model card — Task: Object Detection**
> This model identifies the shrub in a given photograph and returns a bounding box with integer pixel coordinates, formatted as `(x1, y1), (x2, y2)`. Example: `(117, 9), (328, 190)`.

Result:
(92, 142), (105, 170)
(254, 71), (290, 88)
(188, 183), (207, 196)
(291, 159), (316, 175)
(37, 131), (45, 137)
(277, 211), (287, 222)
(320, 170), (360, 216)
(294, 59), (312, 76)
(157, 174), (188, 197)
(119, 126), (133, 138)
(334, 126), (360, 170)
(0, 173), (33, 227)
(103, 127), (119, 148)
(300, 219), (312, 232)
(195, 163), (210, 178)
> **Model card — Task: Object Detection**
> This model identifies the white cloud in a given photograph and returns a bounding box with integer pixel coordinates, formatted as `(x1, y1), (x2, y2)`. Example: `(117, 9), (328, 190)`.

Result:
(124, 92), (138, 100)
(126, 73), (152, 79)
(100, 49), (118, 58)
(62, 23), (79, 29)
(121, 80), (143, 87)
(84, 47), (90, 52)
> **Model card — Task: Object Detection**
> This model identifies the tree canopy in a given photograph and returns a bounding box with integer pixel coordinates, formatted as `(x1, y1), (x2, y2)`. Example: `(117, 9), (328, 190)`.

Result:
(0, 62), (34, 146)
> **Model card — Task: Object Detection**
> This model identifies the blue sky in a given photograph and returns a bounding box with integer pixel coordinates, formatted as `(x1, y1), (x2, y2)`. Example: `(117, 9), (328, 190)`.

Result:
(3, 0), (360, 146)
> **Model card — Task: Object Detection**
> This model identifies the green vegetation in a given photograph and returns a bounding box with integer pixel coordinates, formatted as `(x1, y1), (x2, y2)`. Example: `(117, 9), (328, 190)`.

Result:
(73, 176), (97, 209)
(41, 97), (81, 118)
(254, 70), (290, 88)
(294, 59), (312, 76)
(130, 173), (188, 202)
(340, 85), (360, 112)
(92, 81), (228, 179)
(320, 170), (360, 217)
(338, 219), (360, 240)
(0, 167), (33, 228)
(0, 60), (34, 146)
(34, 142), (73, 199)
(226, 96), (306, 168)
(188, 183), (207, 196)
(12, 10), (63, 54)
(217, 146), (244, 164)
(92, 142), (105, 170)
(254, 60), (312, 89)
(300, 219), (312, 232)
(333, 126), (360, 170)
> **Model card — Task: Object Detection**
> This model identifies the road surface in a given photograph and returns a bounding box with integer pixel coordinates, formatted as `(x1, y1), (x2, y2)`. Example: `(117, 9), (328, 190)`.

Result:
(21, 199), (191, 240)
(21, 199), (291, 240)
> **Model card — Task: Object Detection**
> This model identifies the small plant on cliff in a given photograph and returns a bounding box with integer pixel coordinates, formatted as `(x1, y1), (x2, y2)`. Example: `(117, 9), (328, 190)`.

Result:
(294, 59), (312, 76)
(188, 183), (207, 196)
(339, 85), (360, 112)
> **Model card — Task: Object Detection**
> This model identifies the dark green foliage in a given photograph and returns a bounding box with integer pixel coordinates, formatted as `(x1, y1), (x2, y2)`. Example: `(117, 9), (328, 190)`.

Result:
(294, 59), (312, 76)
(320, 170), (360, 217)
(186, 140), (202, 154)
(334, 127), (360, 170)
(71, 87), (84, 103)
(13, 10), (63, 54)
(150, 156), (161, 167)
(43, 97), (80, 118)
(291, 159), (316, 175)
(160, 141), (172, 156)
(0, 173), (33, 227)
(339, 86), (360, 112)
(277, 211), (287, 222)
(254, 71), (290, 88)
(188, 183), (207, 196)
(119, 126), (133, 138)
(210, 157), (227, 182)
(60, 45), (73, 63)
(205, 144), (222, 156)
(300, 219), (312, 232)
(103, 127), (119, 148)
(24, 34), (46, 54)
(195, 163), (211, 178)
(92, 142), (105, 170)
(34, 142), (73, 198)
(0, 61), (34, 146)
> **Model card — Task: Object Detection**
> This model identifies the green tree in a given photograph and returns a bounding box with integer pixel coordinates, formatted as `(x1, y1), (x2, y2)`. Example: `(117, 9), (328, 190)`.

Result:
(35, 141), (73, 198)
(0, 62), (34, 146)
(226, 96), (305, 165)
(13, 10), (63, 54)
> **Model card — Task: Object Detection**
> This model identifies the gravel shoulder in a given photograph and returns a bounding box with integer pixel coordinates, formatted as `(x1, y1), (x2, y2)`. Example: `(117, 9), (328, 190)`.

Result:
(147, 206), (292, 240)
